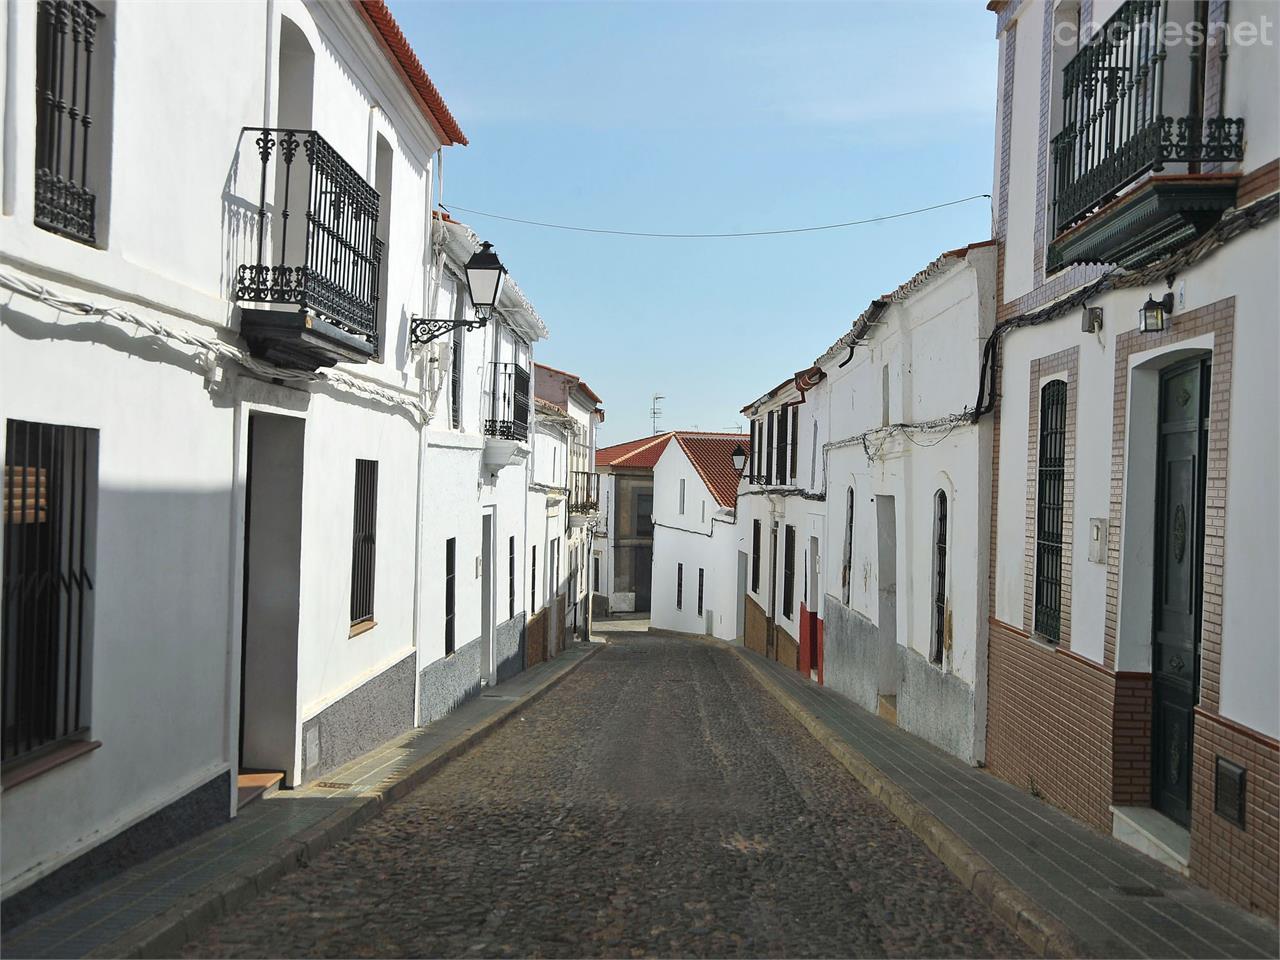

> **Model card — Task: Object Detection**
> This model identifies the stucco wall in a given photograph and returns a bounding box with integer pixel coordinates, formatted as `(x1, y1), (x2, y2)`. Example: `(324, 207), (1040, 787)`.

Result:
(495, 613), (527, 683)
(417, 637), (483, 726)
(821, 598), (881, 715)
(300, 653), (416, 783)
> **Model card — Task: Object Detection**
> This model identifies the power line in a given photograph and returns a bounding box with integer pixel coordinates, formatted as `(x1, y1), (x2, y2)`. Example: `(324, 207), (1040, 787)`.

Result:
(440, 193), (992, 240)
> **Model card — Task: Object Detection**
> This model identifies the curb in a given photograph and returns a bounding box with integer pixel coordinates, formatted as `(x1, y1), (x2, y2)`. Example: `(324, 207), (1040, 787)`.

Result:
(728, 646), (1086, 960)
(94, 644), (603, 959)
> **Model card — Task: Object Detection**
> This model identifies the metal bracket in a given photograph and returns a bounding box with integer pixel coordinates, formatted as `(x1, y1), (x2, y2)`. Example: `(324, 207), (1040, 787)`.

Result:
(409, 316), (486, 347)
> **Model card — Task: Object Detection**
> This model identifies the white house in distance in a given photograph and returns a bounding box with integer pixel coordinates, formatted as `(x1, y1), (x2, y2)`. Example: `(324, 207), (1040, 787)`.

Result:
(983, 0), (1278, 913)
(650, 433), (747, 641)
(817, 241), (997, 764)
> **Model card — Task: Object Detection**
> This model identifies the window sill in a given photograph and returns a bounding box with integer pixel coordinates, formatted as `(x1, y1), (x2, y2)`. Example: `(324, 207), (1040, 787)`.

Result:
(349, 619), (377, 639)
(2, 738), (102, 792)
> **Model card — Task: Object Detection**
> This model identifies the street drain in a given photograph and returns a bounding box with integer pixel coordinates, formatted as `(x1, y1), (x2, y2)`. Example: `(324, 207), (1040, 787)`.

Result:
(1114, 885), (1165, 898)
(315, 781), (354, 790)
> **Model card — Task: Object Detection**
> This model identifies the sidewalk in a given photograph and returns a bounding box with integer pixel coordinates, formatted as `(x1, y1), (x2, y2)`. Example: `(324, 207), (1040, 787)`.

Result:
(3, 643), (600, 960)
(733, 644), (1280, 959)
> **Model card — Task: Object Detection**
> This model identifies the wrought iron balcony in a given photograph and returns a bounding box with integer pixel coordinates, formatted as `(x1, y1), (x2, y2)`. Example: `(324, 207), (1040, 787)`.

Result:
(1050, 0), (1244, 261)
(236, 128), (382, 370)
(485, 362), (530, 442)
(569, 471), (600, 514)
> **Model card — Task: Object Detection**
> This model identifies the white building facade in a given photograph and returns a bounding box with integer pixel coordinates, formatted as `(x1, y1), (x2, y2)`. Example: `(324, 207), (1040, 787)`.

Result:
(650, 434), (746, 642)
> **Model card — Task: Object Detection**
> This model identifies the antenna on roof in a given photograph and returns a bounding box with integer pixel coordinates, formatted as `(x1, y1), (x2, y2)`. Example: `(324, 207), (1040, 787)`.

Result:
(650, 393), (664, 435)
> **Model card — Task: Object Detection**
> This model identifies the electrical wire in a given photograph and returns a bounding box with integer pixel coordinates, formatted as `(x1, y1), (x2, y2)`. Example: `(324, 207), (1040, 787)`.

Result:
(440, 193), (992, 239)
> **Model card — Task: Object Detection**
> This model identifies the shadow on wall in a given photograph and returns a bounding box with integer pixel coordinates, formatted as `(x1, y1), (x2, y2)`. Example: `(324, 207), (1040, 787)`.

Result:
(417, 637), (482, 726)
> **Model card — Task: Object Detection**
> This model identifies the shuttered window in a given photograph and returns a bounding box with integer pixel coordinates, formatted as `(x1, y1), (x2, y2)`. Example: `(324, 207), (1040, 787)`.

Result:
(789, 407), (799, 482)
(783, 524), (796, 618)
(751, 519), (761, 593)
(1035, 381), (1067, 641)
(508, 535), (516, 620)
(530, 545), (537, 613)
(776, 408), (789, 484)
(350, 460), (378, 624)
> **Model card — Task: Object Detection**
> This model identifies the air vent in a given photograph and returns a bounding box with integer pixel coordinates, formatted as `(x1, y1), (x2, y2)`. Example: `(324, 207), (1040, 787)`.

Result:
(1214, 757), (1246, 828)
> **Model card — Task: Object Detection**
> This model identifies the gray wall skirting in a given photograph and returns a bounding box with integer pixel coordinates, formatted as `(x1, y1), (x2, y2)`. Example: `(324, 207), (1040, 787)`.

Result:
(418, 637), (482, 726)
(822, 599), (881, 714)
(301, 653), (416, 783)
(1, 770), (231, 932)
(494, 613), (527, 684)
(896, 645), (977, 765)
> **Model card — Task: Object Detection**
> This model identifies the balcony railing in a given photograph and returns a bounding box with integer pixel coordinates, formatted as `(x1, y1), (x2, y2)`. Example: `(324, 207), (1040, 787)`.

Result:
(236, 128), (382, 351)
(569, 471), (600, 513)
(1050, 0), (1244, 236)
(485, 363), (530, 442)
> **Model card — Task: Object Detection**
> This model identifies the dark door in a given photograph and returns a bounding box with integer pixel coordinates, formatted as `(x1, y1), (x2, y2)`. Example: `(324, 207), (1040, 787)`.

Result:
(767, 523), (778, 659)
(634, 545), (652, 612)
(1151, 358), (1209, 826)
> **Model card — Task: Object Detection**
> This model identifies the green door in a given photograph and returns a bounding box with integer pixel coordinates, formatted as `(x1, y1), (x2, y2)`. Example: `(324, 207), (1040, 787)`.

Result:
(1151, 358), (1210, 826)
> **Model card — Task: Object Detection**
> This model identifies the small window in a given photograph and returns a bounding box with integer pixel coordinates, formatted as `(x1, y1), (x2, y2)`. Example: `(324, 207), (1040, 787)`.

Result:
(697, 568), (704, 616)
(3, 420), (99, 763)
(508, 535), (516, 620)
(636, 492), (653, 537)
(444, 537), (456, 655)
(530, 544), (537, 612)
(679, 478), (686, 515)
(350, 460), (378, 624)
(751, 519), (761, 593)
(450, 321), (464, 430)
(783, 524), (796, 619)
(593, 554), (600, 593)
(1035, 381), (1067, 641)
(841, 487), (854, 605)
(931, 490), (948, 665)
(676, 563), (684, 610)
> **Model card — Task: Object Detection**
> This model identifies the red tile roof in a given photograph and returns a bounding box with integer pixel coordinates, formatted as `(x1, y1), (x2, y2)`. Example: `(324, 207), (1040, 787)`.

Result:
(355, 1), (467, 146)
(595, 433), (674, 469)
(675, 434), (750, 509)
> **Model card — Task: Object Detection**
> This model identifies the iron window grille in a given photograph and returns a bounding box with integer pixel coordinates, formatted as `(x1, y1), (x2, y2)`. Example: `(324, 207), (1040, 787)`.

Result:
(841, 487), (854, 606)
(450, 327), (464, 430)
(484, 363), (530, 441)
(508, 535), (516, 620)
(932, 490), (948, 665)
(349, 460), (378, 625)
(530, 545), (537, 613)
(3, 419), (97, 764)
(789, 407), (799, 482)
(751, 519), (761, 593)
(783, 524), (796, 619)
(1035, 381), (1068, 641)
(776, 409), (789, 485)
(697, 568), (704, 616)
(765, 413), (775, 485)
(236, 128), (383, 350)
(1050, 0), (1245, 237)
(445, 538), (456, 655)
(569, 471), (600, 513)
(676, 563), (683, 610)
(593, 556), (600, 593)
(35, 0), (103, 245)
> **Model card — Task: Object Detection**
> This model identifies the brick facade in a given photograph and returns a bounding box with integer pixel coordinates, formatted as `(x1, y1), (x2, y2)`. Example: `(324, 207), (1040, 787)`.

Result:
(1191, 711), (1280, 916)
(1112, 673), (1153, 806)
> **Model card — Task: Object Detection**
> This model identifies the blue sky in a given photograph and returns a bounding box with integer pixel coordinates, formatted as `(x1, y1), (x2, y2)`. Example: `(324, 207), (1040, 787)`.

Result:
(392, 0), (998, 444)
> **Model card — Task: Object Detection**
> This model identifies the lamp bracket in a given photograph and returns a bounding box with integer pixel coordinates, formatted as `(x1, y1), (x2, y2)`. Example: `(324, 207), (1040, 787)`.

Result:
(409, 315), (487, 347)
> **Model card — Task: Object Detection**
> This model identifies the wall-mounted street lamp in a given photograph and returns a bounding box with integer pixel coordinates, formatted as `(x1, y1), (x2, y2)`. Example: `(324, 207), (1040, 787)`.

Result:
(410, 241), (509, 346)
(1139, 291), (1174, 333)
(731, 444), (748, 474)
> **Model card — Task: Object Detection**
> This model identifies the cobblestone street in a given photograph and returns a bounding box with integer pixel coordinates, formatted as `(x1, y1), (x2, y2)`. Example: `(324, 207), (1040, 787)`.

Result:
(183, 634), (1028, 958)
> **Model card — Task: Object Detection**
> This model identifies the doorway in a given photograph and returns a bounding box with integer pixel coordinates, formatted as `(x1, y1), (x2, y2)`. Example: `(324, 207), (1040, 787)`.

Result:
(767, 521), (779, 659)
(1151, 358), (1209, 826)
(875, 496), (898, 705)
(808, 535), (821, 679)
(481, 511), (494, 686)
(240, 413), (303, 790)
(736, 550), (748, 642)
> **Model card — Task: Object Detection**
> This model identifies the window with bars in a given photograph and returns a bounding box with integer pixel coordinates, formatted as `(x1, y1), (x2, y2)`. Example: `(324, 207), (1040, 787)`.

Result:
(3, 419), (98, 764)
(765, 412), (775, 485)
(931, 490), (948, 665)
(789, 407), (799, 482)
(35, 0), (107, 246)
(530, 544), (537, 613)
(444, 537), (456, 655)
(508, 535), (515, 620)
(776, 408), (789, 484)
(450, 325), (464, 430)
(1035, 381), (1068, 641)
(349, 460), (378, 625)
(593, 555), (600, 593)
(697, 568), (704, 616)
(676, 563), (684, 610)
(783, 524), (796, 619)
(842, 487), (854, 606)
(751, 519), (761, 593)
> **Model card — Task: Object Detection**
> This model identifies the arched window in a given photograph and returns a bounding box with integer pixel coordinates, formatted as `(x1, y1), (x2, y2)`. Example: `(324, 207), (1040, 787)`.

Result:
(931, 490), (948, 665)
(841, 486), (854, 605)
(1035, 380), (1067, 641)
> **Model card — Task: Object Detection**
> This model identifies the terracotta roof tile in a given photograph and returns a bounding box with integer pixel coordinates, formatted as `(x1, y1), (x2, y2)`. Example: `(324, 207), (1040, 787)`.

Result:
(675, 434), (750, 509)
(595, 433), (674, 469)
(355, 1), (467, 146)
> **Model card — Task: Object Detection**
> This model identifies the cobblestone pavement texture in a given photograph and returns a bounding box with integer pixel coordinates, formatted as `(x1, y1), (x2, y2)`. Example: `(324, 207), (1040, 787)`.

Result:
(183, 634), (1030, 958)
